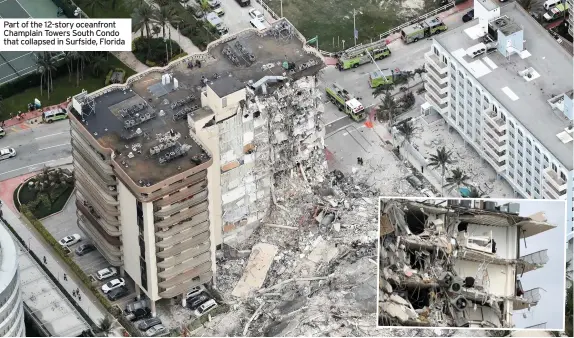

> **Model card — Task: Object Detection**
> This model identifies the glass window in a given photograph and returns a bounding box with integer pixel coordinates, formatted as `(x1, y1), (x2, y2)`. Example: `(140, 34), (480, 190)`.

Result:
(543, 155), (549, 162)
(451, 73), (456, 81)
(526, 138), (532, 145)
(509, 121), (514, 128)
(518, 129), (523, 136)
(451, 83), (456, 90)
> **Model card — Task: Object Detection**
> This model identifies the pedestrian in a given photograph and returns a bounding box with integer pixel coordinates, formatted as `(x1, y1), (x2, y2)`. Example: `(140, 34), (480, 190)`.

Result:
(76, 288), (80, 295)
(78, 294), (82, 301)
(72, 290), (76, 297)
(357, 157), (361, 165)
(63, 273), (67, 281)
(43, 256), (47, 264)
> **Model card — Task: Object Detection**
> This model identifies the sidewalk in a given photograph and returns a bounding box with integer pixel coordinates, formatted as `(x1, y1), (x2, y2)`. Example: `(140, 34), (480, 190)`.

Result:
(1, 102), (67, 128)
(0, 201), (123, 336)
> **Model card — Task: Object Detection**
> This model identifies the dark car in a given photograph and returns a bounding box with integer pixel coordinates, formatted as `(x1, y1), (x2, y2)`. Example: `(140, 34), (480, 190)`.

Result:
(75, 243), (96, 256)
(126, 307), (151, 321)
(107, 286), (129, 301)
(462, 9), (474, 22)
(186, 293), (210, 310)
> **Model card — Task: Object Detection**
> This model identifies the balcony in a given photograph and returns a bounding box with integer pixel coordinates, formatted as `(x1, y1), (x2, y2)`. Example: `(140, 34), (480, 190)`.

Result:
(482, 141), (507, 162)
(73, 148), (117, 186)
(156, 211), (209, 239)
(425, 51), (448, 75)
(423, 73), (448, 94)
(543, 167), (568, 192)
(148, 170), (208, 203)
(483, 131), (507, 153)
(425, 93), (448, 114)
(75, 168), (119, 207)
(158, 252), (211, 281)
(156, 224), (210, 249)
(154, 190), (208, 218)
(542, 182), (567, 199)
(482, 147), (506, 173)
(76, 188), (120, 226)
(158, 270), (212, 299)
(155, 201), (209, 229)
(71, 130), (114, 176)
(157, 239), (211, 260)
(483, 109), (507, 132)
(513, 288), (541, 311)
(76, 199), (121, 236)
(516, 249), (549, 274)
(77, 212), (123, 266)
(424, 82), (449, 104)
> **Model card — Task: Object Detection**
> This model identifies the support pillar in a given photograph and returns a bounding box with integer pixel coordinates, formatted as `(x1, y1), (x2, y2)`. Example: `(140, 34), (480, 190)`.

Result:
(119, 266), (125, 277)
(150, 300), (156, 317)
(135, 285), (141, 300)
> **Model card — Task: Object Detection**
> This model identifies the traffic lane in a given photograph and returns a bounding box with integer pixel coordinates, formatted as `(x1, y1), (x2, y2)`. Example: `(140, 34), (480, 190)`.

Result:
(0, 142), (72, 179)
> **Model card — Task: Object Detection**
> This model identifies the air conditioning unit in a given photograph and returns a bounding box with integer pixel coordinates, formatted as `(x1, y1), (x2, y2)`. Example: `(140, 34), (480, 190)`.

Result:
(451, 295), (468, 311)
(448, 277), (464, 294)
(484, 201), (497, 211)
(439, 272), (455, 287)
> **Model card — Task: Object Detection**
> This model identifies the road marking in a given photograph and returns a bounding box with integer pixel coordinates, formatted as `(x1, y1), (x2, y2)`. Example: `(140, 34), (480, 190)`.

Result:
(38, 143), (68, 151)
(0, 158), (67, 176)
(325, 115), (348, 126)
(36, 132), (67, 139)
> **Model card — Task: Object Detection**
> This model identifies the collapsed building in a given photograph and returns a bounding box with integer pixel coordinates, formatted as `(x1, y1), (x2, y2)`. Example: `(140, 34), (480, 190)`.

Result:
(379, 198), (555, 328)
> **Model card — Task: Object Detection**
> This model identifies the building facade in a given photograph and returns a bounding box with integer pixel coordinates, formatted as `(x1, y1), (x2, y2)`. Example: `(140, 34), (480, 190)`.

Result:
(0, 222), (25, 337)
(424, 0), (573, 230)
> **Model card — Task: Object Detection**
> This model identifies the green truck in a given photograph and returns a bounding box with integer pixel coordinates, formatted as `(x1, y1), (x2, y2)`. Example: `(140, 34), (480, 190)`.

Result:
(337, 40), (391, 70)
(325, 83), (366, 121)
(543, 3), (569, 21)
(401, 17), (448, 44)
(369, 68), (400, 88)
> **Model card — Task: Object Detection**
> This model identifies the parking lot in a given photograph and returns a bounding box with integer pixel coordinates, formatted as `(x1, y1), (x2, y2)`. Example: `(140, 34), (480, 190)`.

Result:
(41, 192), (137, 310)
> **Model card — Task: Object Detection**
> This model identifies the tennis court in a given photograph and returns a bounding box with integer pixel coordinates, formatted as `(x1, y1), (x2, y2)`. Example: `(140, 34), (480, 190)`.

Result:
(0, 0), (62, 86)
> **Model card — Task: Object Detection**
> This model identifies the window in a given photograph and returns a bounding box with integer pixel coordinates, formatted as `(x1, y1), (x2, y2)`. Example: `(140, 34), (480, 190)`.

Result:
(543, 155), (549, 162)
(459, 91), (464, 99)
(458, 121), (464, 128)
(526, 168), (531, 176)
(509, 121), (514, 128)
(535, 176), (540, 183)
(526, 138), (532, 145)
(467, 90), (472, 97)
(451, 92), (456, 100)
(433, 47), (439, 56)
(476, 128), (481, 135)
(484, 96), (489, 104)
(467, 79), (472, 87)
(535, 146), (540, 153)
(500, 113), (506, 121)
(560, 172), (566, 181)
(451, 62), (456, 70)
(518, 170), (523, 177)
(518, 139), (523, 147)
(451, 73), (456, 81)
(509, 152), (514, 158)
(518, 129), (523, 136)
(526, 188), (531, 195)
(451, 83), (456, 91)
(476, 107), (481, 115)
(535, 167), (540, 174)
(518, 160), (523, 167)
(534, 187), (540, 194)
(526, 158), (531, 166)
(458, 71), (464, 79)
(518, 150), (523, 157)
(509, 171), (514, 178)
(467, 119), (472, 126)
(509, 162), (515, 168)
(526, 148), (531, 155)
(476, 97), (481, 106)
(467, 99), (472, 107)
(526, 178), (531, 186)
(222, 97), (227, 108)
(459, 101), (464, 108)
(552, 163), (557, 172)
(509, 132), (515, 139)
(459, 111), (464, 118)
(476, 117), (481, 124)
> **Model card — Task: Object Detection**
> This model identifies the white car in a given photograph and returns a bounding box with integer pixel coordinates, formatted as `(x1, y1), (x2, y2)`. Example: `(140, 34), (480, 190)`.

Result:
(96, 267), (118, 281)
(194, 299), (218, 317)
(145, 324), (168, 337)
(0, 147), (16, 160)
(248, 8), (264, 21)
(101, 278), (126, 294)
(58, 234), (81, 247)
(186, 285), (205, 299)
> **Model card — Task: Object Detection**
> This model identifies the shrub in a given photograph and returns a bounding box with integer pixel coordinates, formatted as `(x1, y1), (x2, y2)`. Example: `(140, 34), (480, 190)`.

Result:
(134, 38), (182, 67)
(170, 52), (188, 62)
(104, 70), (114, 86)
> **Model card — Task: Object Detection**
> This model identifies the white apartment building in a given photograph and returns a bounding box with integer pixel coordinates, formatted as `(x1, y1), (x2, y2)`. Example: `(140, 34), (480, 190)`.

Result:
(423, 0), (573, 231)
(0, 222), (25, 337)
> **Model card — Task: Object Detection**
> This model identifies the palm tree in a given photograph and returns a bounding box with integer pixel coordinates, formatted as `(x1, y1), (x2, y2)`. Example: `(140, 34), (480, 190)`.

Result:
(372, 82), (395, 98)
(63, 52), (74, 82)
(428, 146), (453, 195)
(376, 92), (398, 124)
(90, 53), (107, 76)
(75, 52), (91, 85)
(396, 119), (417, 160)
(444, 168), (471, 194)
(85, 0), (108, 16)
(154, 6), (175, 39)
(567, 258), (573, 282)
(132, 3), (157, 39)
(98, 316), (113, 337)
(35, 52), (57, 99)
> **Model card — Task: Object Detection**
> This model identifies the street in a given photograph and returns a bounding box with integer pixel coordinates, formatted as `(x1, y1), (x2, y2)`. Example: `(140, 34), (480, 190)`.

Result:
(0, 121), (72, 181)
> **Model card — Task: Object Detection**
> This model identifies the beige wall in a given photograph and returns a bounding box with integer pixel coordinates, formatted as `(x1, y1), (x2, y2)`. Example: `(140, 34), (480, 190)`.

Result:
(143, 201), (160, 302)
(454, 260), (516, 298)
(118, 182), (141, 285)
(205, 86), (246, 121)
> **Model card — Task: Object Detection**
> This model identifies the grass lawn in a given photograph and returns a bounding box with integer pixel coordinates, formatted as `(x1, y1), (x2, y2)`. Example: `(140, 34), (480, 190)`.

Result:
(265, 0), (445, 52)
(1, 55), (136, 120)
(18, 183), (74, 219)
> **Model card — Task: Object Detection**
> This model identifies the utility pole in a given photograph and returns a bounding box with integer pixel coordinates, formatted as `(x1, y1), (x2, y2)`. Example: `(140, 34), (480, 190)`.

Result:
(280, 0), (283, 17)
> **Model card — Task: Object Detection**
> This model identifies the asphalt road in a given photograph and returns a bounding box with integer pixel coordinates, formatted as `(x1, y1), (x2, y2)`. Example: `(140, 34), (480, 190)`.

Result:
(0, 121), (72, 181)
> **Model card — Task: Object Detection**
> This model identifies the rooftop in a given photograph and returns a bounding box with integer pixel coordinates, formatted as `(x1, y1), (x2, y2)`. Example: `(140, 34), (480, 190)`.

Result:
(75, 23), (323, 185)
(435, 2), (574, 169)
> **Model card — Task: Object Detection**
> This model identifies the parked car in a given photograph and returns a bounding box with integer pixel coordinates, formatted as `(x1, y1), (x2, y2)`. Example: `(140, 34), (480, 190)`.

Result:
(0, 127), (6, 138)
(185, 285), (205, 299)
(186, 294), (210, 310)
(406, 175), (423, 190)
(126, 307), (151, 321)
(96, 267), (118, 281)
(125, 298), (151, 315)
(107, 286), (129, 301)
(192, 9), (205, 20)
(0, 147), (16, 161)
(462, 9), (474, 22)
(75, 243), (95, 256)
(214, 6), (224, 16)
(194, 299), (218, 317)
(58, 234), (81, 247)
(248, 8), (264, 21)
(146, 324), (168, 337)
(138, 317), (162, 331)
(101, 278), (126, 294)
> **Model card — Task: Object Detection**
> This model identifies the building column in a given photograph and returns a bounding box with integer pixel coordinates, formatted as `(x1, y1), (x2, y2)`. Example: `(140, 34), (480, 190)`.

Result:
(119, 266), (125, 277)
(135, 285), (141, 300)
(150, 300), (156, 317)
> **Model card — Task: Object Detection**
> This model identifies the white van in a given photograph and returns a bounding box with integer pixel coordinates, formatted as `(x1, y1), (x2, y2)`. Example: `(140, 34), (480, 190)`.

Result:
(249, 18), (267, 31)
(544, 0), (560, 10)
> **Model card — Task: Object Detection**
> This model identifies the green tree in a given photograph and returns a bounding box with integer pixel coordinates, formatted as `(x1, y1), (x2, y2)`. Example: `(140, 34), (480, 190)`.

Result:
(376, 92), (398, 124)
(98, 316), (114, 337)
(396, 119), (417, 160)
(85, 0), (108, 16)
(372, 82), (395, 98)
(90, 53), (107, 76)
(444, 167), (471, 194)
(35, 52), (57, 99)
(132, 3), (157, 39)
(428, 146), (453, 195)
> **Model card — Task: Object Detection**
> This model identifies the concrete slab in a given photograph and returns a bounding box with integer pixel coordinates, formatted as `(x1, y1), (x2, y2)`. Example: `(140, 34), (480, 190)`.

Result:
(307, 236), (339, 264)
(232, 242), (278, 298)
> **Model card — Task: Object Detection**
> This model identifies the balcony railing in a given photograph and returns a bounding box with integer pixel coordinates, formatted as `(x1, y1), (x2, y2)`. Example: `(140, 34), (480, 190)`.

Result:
(423, 73), (448, 92)
(425, 51), (448, 74)
(542, 181), (567, 199)
(425, 93), (448, 113)
(543, 167), (568, 191)
(155, 201), (209, 229)
(483, 131), (506, 151)
(483, 109), (507, 131)
(482, 147), (506, 172)
(158, 270), (212, 299)
(156, 211), (209, 239)
(482, 141), (507, 161)
(424, 81), (448, 100)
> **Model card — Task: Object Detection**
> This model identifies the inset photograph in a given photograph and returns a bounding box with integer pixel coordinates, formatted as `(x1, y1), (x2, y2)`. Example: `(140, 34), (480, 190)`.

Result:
(378, 197), (567, 330)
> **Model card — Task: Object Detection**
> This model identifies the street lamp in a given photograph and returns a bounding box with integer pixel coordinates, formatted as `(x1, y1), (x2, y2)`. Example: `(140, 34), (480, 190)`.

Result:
(280, 0), (283, 18)
(352, 8), (362, 46)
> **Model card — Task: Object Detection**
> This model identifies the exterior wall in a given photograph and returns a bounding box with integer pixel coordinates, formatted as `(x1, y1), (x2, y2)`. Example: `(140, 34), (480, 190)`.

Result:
(454, 260), (515, 297)
(206, 86), (247, 121)
(142, 201), (160, 302)
(427, 41), (573, 225)
(0, 224), (25, 337)
(467, 224), (518, 260)
(118, 182), (141, 286)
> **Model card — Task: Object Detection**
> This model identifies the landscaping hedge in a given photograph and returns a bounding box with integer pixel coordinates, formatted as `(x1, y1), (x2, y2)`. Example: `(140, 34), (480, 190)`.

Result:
(0, 62), (69, 98)
(50, 0), (78, 18)
(17, 205), (141, 337)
